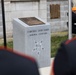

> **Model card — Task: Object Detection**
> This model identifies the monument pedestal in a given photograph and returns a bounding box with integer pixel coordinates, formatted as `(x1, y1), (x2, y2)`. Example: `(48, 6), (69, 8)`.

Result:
(13, 17), (51, 68)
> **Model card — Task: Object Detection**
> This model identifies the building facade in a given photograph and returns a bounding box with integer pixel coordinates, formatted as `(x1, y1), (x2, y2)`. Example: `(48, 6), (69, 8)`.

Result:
(0, 0), (69, 37)
(47, 0), (68, 32)
(0, 0), (47, 37)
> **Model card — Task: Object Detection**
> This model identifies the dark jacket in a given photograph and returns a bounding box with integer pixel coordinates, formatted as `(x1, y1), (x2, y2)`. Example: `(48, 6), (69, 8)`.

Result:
(53, 38), (76, 75)
(72, 12), (76, 33)
(0, 47), (40, 75)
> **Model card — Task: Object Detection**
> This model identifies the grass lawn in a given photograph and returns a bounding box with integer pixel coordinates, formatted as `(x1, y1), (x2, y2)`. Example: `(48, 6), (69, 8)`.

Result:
(51, 35), (68, 57)
(0, 32), (68, 57)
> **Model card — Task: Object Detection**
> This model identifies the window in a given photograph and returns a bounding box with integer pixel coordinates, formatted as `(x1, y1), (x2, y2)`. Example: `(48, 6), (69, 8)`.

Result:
(50, 4), (60, 19)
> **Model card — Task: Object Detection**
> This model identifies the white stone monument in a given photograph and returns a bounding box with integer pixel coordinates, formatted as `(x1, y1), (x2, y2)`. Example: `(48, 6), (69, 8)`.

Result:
(13, 17), (51, 68)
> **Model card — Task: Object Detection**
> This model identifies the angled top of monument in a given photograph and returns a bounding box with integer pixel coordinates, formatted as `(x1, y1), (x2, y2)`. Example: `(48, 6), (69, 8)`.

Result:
(19, 17), (45, 26)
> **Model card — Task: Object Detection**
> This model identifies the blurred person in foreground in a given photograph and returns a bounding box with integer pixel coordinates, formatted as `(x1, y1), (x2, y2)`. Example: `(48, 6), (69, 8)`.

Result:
(51, 37), (76, 75)
(0, 47), (40, 75)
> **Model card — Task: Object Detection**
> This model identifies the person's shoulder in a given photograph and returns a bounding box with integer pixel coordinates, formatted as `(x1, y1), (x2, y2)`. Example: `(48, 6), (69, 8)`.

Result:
(65, 37), (76, 45)
(0, 47), (40, 75)
(0, 47), (36, 63)
(59, 37), (76, 58)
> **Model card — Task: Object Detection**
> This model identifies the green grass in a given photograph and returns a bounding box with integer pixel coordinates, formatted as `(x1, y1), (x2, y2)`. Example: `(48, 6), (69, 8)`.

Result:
(0, 35), (68, 57)
(0, 41), (13, 49)
(7, 41), (13, 49)
(51, 35), (68, 57)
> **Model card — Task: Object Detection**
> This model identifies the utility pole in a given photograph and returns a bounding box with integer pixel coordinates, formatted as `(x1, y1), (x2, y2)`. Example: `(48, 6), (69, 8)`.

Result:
(1, 0), (7, 47)
(68, 0), (72, 39)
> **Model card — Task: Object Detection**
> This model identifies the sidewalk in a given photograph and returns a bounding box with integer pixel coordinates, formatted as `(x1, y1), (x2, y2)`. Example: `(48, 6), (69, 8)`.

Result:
(39, 66), (51, 75)
(39, 58), (54, 75)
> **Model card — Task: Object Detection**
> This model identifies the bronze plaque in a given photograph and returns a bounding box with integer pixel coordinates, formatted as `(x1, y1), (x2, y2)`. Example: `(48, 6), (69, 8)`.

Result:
(19, 17), (45, 26)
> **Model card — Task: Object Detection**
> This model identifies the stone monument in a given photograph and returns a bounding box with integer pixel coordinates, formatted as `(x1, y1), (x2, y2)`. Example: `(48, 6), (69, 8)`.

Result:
(13, 17), (51, 68)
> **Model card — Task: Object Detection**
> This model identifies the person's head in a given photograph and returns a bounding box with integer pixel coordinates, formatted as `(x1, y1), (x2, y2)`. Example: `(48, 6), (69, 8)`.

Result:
(51, 37), (76, 75)
(72, 7), (76, 13)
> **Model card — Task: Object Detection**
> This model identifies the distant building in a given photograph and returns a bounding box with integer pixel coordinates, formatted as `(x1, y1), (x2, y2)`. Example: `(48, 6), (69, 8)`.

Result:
(0, 0), (69, 37)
